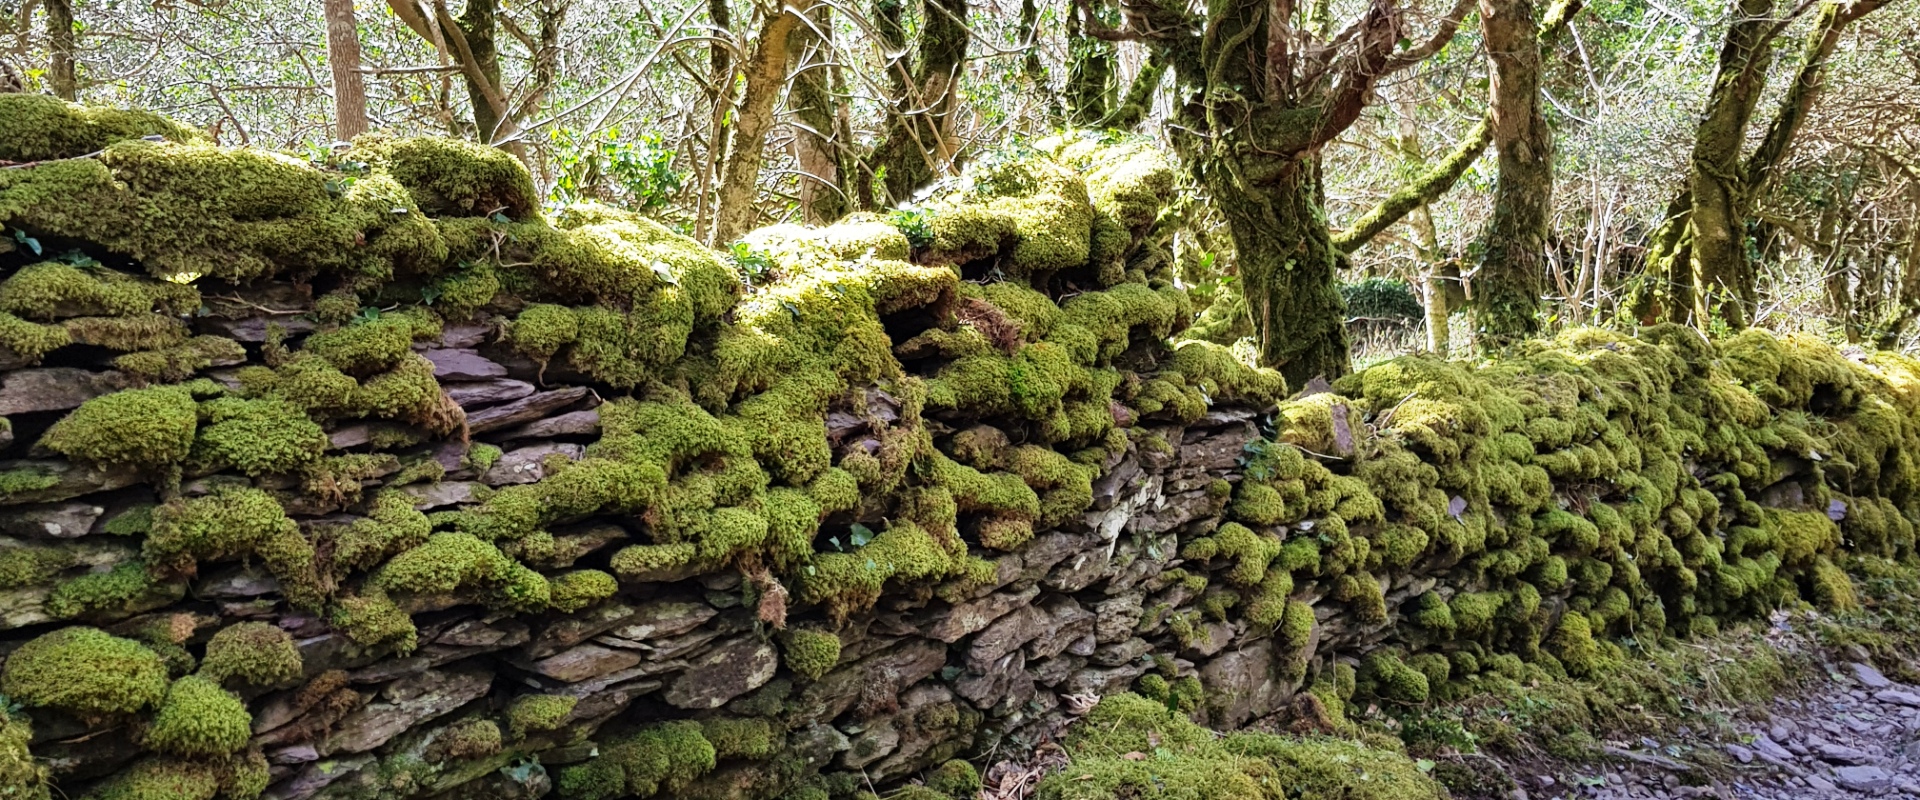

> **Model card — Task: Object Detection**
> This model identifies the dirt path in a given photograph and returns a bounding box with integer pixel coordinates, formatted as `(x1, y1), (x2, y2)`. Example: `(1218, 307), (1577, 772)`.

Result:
(1495, 656), (1920, 800)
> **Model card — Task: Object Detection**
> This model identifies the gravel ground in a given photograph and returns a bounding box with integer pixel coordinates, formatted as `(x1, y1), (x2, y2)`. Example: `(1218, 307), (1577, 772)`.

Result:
(1493, 658), (1920, 800)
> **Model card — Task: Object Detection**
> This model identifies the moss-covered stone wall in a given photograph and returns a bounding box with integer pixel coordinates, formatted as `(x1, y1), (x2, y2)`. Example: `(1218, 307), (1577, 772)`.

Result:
(0, 96), (1908, 800)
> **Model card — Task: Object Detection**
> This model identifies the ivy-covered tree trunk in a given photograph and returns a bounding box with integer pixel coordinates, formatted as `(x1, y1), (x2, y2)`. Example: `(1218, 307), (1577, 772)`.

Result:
(1682, 0), (1774, 330)
(1064, 5), (1117, 126)
(1207, 160), (1353, 384)
(870, 0), (969, 205)
(1471, 0), (1554, 345)
(1102, 51), (1166, 131)
(1086, 0), (1473, 382)
(1632, 0), (1885, 330)
(47, 0), (76, 100)
(456, 0), (508, 144)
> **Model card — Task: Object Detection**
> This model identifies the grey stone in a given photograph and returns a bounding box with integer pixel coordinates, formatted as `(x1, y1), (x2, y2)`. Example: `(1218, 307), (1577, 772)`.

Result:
(403, 480), (484, 510)
(966, 605), (1048, 672)
(445, 378), (536, 408)
(927, 585), (1040, 643)
(500, 408), (602, 440)
(0, 459), (141, 506)
(1877, 690), (1920, 708)
(1853, 662), (1893, 690)
(528, 643), (644, 683)
(198, 314), (315, 343)
(1834, 766), (1893, 793)
(1026, 597), (1096, 661)
(0, 502), (105, 538)
(0, 368), (129, 415)
(273, 754), (375, 800)
(1813, 742), (1874, 764)
(468, 387), (592, 433)
(423, 348), (508, 381)
(325, 668), (493, 754)
(603, 602), (718, 643)
(664, 636), (778, 709)
(1199, 641), (1283, 728)
(1726, 743), (1753, 764)
(481, 442), (585, 486)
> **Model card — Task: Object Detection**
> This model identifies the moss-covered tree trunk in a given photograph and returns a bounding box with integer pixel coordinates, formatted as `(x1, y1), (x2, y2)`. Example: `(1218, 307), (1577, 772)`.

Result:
(1208, 160), (1353, 384)
(1088, 0), (1471, 382)
(713, 2), (813, 244)
(1682, 0), (1775, 330)
(47, 0), (76, 100)
(455, 0), (508, 144)
(1064, 4), (1117, 126)
(790, 6), (849, 224)
(1471, 0), (1553, 345)
(1102, 51), (1166, 130)
(324, 0), (368, 141)
(870, 0), (969, 205)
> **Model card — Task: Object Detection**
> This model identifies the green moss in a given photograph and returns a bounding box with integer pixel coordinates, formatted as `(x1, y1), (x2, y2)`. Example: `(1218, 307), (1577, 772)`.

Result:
(0, 708), (48, 800)
(144, 486), (319, 609)
(351, 134), (539, 219)
(79, 759), (221, 800)
(191, 396), (327, 476)
(467, 442), (504, 473)
(548, 569), (619, 613)
(557, 720), (717, 800)
(46, 560), (183, 620)
(0, 544), (75, 589)
(0, 627), (169, 716)
(701, 717), (777, 759)
(1361, 651), (1431, 704)
(328, 589), (418, 653)
(145, 675), (252, 757)
(434, 718), (504, 760)
(1038, 693), (1443, 800)
(102, 505), (155, 536)
(781, 627), (843, 680)
(925, 760), (980, 798)
(0, 262), (198, 320)
(507, 694), (578, 740)
(0, 94), (204, 161)
(39, 385), (199, 472)
(302, 315), (419, 375)
(371, 532), (549, 612)
(199, 621), (302, 687)
(0, 312), (71, 362)
(115, 336), (248, 382)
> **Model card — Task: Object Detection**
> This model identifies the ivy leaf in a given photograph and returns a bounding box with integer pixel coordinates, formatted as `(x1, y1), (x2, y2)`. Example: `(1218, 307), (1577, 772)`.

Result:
(13, 230), (40, 256)
(491, 212), (511, 224)
(848, 523), (875, 547)
(827, 535), (841, 551)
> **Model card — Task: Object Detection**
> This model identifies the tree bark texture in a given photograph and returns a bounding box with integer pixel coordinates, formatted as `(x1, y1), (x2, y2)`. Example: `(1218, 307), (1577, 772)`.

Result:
(1471, 0), (1553, 345)
(870, 0), (969, 205)
(324, 0), (370, 141)
(712, 2), (814, 244)
(1209, 161), (1353, 386)
(790, 5), (849, 224)
(47, 0), (75, 100)
(1334, 118), (1492, 254)
(1065, 4), (1117, 126)
(1102, 50), (1166, 130)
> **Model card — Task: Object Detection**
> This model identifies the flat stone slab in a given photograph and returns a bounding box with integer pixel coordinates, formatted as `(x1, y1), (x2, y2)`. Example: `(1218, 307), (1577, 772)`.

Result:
(0, 368), (130, 415)
(467, 387), (591, 433)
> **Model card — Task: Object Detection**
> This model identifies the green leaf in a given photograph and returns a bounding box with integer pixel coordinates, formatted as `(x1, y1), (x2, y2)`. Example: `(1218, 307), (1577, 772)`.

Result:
(848, 523), (875, 547)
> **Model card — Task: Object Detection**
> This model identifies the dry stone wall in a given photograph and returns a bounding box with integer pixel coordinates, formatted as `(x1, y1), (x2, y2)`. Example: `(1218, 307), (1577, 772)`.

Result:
(0, 95), (1916, 800)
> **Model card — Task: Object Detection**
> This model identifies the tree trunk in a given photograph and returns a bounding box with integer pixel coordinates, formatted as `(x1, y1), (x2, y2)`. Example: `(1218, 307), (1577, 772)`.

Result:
(1208, 161), (1351, 386)
(455, 0), (508, 144)
(324, 0), (369, 141)
(696, 0), (734, 241)
(712, 2), (812, 244)
(1680, 0), (1775, 329)
(1471, 0), (1553, 346)
(47, 0), (75, 100)
(790, 5), (848, 224)
(1102, 50), (1165, 130)
(870, 0), (969, 205)
(1064, 5), (1116, 126)
(1018, 0), (1057, 118)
